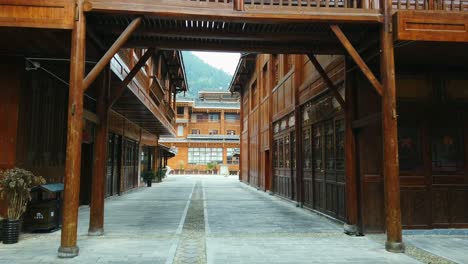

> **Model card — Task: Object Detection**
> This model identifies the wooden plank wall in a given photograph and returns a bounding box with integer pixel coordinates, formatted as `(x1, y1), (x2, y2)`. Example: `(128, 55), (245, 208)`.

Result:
(0, 0), (74, 29)
(0, 57), (21, 216)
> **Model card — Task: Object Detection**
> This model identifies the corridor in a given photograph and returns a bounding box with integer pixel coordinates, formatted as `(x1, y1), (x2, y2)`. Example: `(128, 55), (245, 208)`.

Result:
(0, 176), (421, 264)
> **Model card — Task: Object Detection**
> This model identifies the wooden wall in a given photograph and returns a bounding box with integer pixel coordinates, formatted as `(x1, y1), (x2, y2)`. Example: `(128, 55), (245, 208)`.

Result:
(0, 57), (22, 215)
(15, 61), (69, 184)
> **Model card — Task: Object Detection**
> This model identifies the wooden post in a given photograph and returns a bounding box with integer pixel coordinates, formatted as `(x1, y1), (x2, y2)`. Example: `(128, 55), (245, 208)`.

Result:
(307, 54), (346, 109)
(58, 0), (86, 258)
(88, 67), (110, 236)
(381, 0), (404, 253)
(109, 48), (154, 106)
(344, 58), (359, 235)
(234, 0), (244, 11)
(294, 55), (303, 206)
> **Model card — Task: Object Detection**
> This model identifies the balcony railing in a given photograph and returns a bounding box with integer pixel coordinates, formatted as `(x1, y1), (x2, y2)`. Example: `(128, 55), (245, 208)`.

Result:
(186, 0), (467, 11)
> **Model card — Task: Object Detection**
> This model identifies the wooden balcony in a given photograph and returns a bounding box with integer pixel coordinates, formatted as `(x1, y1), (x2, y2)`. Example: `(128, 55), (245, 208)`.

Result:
(110, 51), (177, 136)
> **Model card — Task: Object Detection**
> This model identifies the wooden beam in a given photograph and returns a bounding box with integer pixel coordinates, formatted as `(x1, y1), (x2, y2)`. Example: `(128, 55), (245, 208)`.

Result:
(109, 48), (155, 107)
(381, 0), (404, 253)
(83, 0), (383, 23)
(330, 25), (383, 96)
(127, 39), (343, 54)
(104, 27), (333, 43)
(307, 54), (346, 109)
(58, 0), (86, 258)
(88, 67), (110, 237)
(83, 17), (142, 91)
(351, 112), (381, 129)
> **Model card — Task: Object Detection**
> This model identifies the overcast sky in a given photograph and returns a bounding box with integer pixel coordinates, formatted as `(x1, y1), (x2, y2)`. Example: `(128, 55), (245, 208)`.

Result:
(192, 52), (240, 76)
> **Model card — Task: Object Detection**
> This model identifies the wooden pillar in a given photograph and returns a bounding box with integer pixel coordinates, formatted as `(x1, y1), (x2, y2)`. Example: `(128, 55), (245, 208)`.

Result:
(344, 58), (359, 235)
(58, 0), (86, 258)
(88, 67), (110, 236)
(381, 0), (404, 253)
(294, 55), (303, 206)
(234, 0), (244, 11)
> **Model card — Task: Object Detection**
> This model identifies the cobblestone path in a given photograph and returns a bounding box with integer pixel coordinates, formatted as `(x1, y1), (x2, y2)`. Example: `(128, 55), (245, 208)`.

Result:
(173, 181), (206, 264)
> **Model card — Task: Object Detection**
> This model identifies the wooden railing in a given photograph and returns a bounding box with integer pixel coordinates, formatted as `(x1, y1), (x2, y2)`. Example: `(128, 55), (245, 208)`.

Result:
(187, 0), (467, 11)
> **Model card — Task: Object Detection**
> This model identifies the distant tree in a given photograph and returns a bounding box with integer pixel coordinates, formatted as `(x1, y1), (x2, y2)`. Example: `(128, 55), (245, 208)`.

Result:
(180, 52), (233, 98)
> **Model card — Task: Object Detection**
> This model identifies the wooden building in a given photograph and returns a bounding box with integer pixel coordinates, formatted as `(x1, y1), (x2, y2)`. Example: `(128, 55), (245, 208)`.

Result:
(159, 91), (240, 174)
(232, 50), (468, 236)
(1, 0), (466, 257)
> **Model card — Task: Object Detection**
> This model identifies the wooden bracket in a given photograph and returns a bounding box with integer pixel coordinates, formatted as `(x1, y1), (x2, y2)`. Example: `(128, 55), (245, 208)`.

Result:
(330, 24), (383, 96)
(307, 54), (346, 109)
(109, 48), (155, 107)
(83, 17), (142, 91)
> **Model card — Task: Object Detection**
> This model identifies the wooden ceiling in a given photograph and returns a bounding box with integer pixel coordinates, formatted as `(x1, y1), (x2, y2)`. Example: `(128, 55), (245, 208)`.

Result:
(86, 13), (379, 54)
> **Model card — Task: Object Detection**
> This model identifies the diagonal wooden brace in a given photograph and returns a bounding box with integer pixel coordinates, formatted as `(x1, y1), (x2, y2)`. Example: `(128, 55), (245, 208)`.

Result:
(307, 54), (346, 109)
(330, 24), (383, 96)
(83, 17), (142, 91)
(109, 48), (155, 107)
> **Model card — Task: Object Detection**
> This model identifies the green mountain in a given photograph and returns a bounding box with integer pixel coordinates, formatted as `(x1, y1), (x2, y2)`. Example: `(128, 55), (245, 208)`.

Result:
(181, 51), (233, 98)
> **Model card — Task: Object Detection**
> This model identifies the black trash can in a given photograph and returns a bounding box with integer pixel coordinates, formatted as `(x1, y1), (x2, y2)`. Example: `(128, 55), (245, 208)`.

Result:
(24, 183), (63, 232)
(0, 218), (4, 242)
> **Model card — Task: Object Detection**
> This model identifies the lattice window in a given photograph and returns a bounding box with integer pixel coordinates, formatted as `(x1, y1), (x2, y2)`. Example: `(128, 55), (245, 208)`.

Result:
(313, 125), (323, 170)
(278, 138), (284, 168)
(335, 119), (345, 170)
(432, 126), (464, 171)
(273, 139), (279, 168)
(303, 128), (312, 169)
(398, 125), (422, 171)
(325, 120), (335, 170)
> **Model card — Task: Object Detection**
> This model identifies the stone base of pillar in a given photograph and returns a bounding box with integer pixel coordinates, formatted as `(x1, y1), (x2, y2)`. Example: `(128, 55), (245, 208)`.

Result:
(58, 246), (79, 258)
(385, 241), (405, 253)
(88, 228), (104, 236)
(343, 223), (358, 236)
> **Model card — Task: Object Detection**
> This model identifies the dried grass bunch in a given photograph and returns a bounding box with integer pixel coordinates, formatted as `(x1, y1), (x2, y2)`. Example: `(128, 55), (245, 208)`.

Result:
(0, 168), (46, 220)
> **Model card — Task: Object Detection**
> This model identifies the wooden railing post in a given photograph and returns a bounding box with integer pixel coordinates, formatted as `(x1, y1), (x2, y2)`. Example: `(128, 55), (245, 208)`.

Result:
(58, 0), (86, 258)
(234, 0), (245, 11)
(381, 0), (404, 254)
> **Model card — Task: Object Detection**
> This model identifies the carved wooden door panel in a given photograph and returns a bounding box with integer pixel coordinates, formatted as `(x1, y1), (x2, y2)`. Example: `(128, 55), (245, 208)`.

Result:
(302, 125), (314, 208)
(313, 124), (325, 210)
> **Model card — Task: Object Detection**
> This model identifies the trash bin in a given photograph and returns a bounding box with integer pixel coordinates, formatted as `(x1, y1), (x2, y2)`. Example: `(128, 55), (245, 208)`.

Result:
(24, 183), (63, 232)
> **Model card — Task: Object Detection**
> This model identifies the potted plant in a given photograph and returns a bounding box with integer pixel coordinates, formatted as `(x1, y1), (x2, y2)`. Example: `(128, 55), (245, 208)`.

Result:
(156, 167), (165, 183)
(142, 171), (156, 187)
(206, 162), (216, 175)
(178, 161), (185, 175)
(0, 168), (45, 244)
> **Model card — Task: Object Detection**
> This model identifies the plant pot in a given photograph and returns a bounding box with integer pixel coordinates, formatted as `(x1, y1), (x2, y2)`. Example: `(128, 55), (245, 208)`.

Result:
(3, 219), (21, 244)
(147, 180), (152, 187)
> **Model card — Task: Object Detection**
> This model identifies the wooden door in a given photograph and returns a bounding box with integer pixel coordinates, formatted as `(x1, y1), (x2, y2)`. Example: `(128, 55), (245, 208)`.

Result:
(302, 125), (314, 208)
(106, 134), (114, 197)
(313, 124), (325, 210)
(112, 134), (121, 195)
(264, 150), (271, 191)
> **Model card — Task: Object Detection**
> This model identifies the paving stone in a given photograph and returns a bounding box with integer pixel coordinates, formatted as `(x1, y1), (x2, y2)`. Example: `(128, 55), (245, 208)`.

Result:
(0, 175), (464, 264)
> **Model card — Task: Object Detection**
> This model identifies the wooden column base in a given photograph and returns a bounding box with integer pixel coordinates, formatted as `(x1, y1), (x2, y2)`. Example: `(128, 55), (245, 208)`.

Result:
(58, 246), (80, 258)
(343, 223), (358, 236)
(88, 228), (104, 236)
(385, 241), (405, 253)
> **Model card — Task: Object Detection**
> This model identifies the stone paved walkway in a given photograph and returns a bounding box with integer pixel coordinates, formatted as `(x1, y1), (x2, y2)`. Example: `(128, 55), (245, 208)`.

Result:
(0, 175), (428, 263)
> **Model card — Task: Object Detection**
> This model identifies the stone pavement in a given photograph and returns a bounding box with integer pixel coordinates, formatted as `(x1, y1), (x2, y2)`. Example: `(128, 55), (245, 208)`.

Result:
(0, 175), (449, 263)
